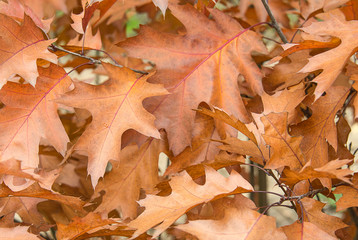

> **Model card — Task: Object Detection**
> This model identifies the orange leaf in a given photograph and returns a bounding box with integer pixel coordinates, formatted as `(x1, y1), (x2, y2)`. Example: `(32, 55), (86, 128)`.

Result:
(281, 221), (337, 240)
(119, 3), (267, 154)
(300, 198), (347, 237)
(281, 159), (352, 189)
(297, 10), (358, 98)
(334, 173), (358, 211)
(56, 64), (168, 187)
(93, 138), (166, 219)
(280, 38), (341, 59)
(0, 63), (71, 168)
(0, 226), (40, 240)
(129, 167), (253, 238)
(176, 206), (286, 240)
(56, 212), (129, 240)
(261, 112), (305, 170)
(0, 183), (84, 212)
(290, 86), (350, 168)
(0, 14), (57, 88)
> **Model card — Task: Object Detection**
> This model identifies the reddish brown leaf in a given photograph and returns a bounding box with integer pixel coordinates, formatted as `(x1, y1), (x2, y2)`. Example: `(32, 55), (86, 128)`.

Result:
(334, 173), (358, 211)
(281, 221), (337, 240)
(261, 112), (305, 170)
(92, 138), (166, 219)
(165, 108), (220, 175)
(300, 198), (347, 237)
(0, 63), (71, 168)
(57, 64), (168, 186)
(0, 183), (84, 212)
(56, 212), (129, 240)
(0, 226), (40, 240)
(176, 206), (286, 240)
(129, 167), (253, 238)
(297, 10), (358, 98)
(281, 159), (352, 189)
(119, 3), (267, 154)
(196, 107), (257, 144)
(0, 14), (57, 88)
(290, 86), (350, 168)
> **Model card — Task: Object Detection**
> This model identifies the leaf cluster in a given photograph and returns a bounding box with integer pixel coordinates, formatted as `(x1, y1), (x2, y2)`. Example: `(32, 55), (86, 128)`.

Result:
(1, 0), (358, 239)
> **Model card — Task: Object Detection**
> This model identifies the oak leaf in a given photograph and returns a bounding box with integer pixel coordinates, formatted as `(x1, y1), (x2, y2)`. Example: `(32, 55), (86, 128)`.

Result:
(128, 167), (253, 238)
(297, 10), (358, 98)
(261, 112), (305, 170)
(56, 64), (168, 187)
(333, 173), (358, 211)
(0, 196), (50, 233)
(290, 86), (350, 168)
(92, 138), (166, 219)
(165, 107), (221, 175)
(261, 87), (306, 124)
(281, 221), (337, 240)
(281, 159), (352, 189)
(300, 197), (347, 237)
(119, 3), (268, 155)
(56, 212), (130, 240)
(299, 0), (349, 19)
(0, 183), (84, 212)
(0, 63), (71, 168)
(0, 226), (40, 240)
(0, 0), (53, 32)
(0, 14), (57, 88)
(176, 206), (287, 240)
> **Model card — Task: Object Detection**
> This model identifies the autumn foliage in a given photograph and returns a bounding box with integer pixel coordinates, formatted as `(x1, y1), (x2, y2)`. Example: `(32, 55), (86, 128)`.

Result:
(2, 0), (358, 239)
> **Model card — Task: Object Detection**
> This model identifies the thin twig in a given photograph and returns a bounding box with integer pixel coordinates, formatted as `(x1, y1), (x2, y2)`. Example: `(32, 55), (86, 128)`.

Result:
(50, 44), (149, 75)
(261, 0), (288, 43)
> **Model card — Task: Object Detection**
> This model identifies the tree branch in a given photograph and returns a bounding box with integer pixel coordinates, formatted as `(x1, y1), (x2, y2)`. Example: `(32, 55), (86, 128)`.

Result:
(49, 44), (149, 75)
(261, 0), (288, 43)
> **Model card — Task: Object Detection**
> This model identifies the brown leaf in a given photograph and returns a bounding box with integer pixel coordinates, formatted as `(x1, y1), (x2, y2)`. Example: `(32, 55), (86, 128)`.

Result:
(0, 197), (49, 233)
(176, 206), (287, 240)
(300, 198), (347, 237)
(261, 86), (306, 124)
(0, 63), (71, 168)
(297, 10), (358, 97)
(119, 3), (267, 154)
(334, 173), (358, 211)
(56, 212), (130, 240)
(290, 86), (350, 168)
(165, 108), (220, 175)
(0, 14), (57, 88)
(129, 167), (253, 238)
(281, 159), (352, 189)
(261, 112), (305, 170)
(57, 64), (168, 187)
(0, 226), (40, 240)
(299, 0), (349, 19)
(264, 51), (309, 91)
(0, 183), (84, 212)
(281, 221), (337, 240)
(93, 138), (166, 219)
(196, 107), (257, 144)
(217, 136), (266, 164)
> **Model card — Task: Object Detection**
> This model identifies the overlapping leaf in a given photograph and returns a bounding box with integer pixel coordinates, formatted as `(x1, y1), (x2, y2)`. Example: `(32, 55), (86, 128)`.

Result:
(177, 206), (287, 240)
(290, 86), (350, 167)
(119, 3), (268, 155)
(129, 167), (253, 238)
(0, 63), (71, 168)
(297, 10), (358, 97)
(0, 14), (57, 88)
(92, 138), (167, 219)
(57, 64), (168, 187)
